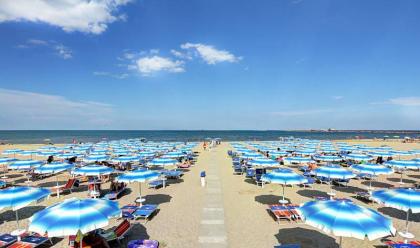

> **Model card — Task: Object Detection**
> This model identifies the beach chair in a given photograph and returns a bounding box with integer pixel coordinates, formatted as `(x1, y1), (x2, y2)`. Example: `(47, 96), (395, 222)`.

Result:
(333, 178), (350, 187)
(274, 244), (301, 248)
(0, 181), (8, 189)
(161, 170), (183, 179)
(317, 176), (331, 184)
(103, 185), (127, 200)
(99, 219), (132, 244)
(285, 204), (301, 221)
(245, 168), (256, 178)
(268, 205), (294, 223)
(384, 241), (420, 248)
(0, 234), (17, 247)
(132, 204), (158, 222)
(128, 239), (159, 248)
(356, 191), (373, 202)
(233, 165), (243, 175)
(302, 177), (315, 188)
(149, 180), (165, 189)
(121, 204), (138, 219)
(177, 163), (190, 169)
(8, 235), (49, 248)
(53, 178), (78, 195)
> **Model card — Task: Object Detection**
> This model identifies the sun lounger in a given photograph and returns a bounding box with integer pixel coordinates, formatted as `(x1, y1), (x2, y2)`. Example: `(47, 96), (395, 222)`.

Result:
(333, 178), (350, 187)
(268, 204), (301, 222)
(246, 168), (255, 178)
(316, 176), (331, 184)
(233, 164), (243, 175)
(53, 178), (78, 195)
(148, 180), (165, 189)
(121, 204), (138, 219)
(274, 244), (301, 248)
(384, 240), (420, 248)
(302, 177), (315, 188)
(99, 219), (132, 244)
(0, 234), (17, 247)
(128, 239), (159, 248)
(161, 170), (183, 179)
(132, 204), (158, 221)
(356, 191), (373, 202)
(177, 163), (190, 169)
(0, 181), (7, 189)
(104, 185), (127, 200)
(8, 235), (49, 248)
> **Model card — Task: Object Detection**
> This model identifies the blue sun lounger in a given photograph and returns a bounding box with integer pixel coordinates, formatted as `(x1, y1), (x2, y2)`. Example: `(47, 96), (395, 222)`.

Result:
(104, 186), (127, 200)
(132, 204), (158, 221)
(274, 244), (300, 248)
(9, 235), (49, 248)
(161, 170), (183, 179)
(0, 234), (17, 247)
(148, 180), (165, 189)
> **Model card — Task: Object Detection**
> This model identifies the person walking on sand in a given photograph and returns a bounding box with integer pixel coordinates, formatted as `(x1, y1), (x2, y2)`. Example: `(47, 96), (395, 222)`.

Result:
(203, 142), (207, 151)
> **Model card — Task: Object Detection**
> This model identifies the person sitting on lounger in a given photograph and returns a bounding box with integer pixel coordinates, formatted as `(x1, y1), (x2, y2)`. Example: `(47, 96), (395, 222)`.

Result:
(75, 231), (110, 248)
(308, 162), (317, 171)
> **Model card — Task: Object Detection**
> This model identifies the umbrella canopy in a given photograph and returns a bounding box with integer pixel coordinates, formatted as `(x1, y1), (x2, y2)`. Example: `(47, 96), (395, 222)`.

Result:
(351, 163), (393, 176)
(116, 169), (160, 183)
(34, 162), (74, 174)
(314, 165), (356, 179)
(371, 188), (420, 237)
(72, 165), (114, 176)
(0, 157), (17, 164)
(148, 158), (179, 166)
(262, 168), (307, 185)
(284, 156), (314, 164)
(385, 160), (419, 170)
(28, 198), (120, 237)
(344, 153), (373, 162)
(83, 154), (110, 162)
(297, 200), (396, 246)
(162, 151), (186, 158)
(9, 160), (43, 170)
(313, 155), (342, 162)
(111, 155), (140, 163)
(0, 186), (51, 229)
(241, 153), (264, 159)
(247, 158), (279, 167)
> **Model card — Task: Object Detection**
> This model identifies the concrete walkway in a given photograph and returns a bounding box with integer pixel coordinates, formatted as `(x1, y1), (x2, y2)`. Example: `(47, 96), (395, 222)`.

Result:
(198, 146), (228, 248)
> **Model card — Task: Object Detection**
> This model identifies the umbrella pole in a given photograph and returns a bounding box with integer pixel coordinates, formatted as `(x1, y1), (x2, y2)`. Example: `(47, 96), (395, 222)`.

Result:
(400, 171), (404, 184)
(339, 236), (342, 248)
(282, 185), (285, 202)
(56, 175), (60, 198)
(15, 210), (19, 229)
(405, 210), (410, 233)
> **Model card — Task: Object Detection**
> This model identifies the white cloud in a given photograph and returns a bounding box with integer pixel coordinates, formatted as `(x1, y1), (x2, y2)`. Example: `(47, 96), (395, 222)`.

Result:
(170, 49), (192, 60)
(388, 97), (420, 106)
(0, 0), (132, 34)
(332, 96), (344, 100)
(180, 43), (241, 64)
(16, 39), (73, 59)
(0, 88), (114, 129)
(136, 56), (185, 75)
(54, 44), (72, 59)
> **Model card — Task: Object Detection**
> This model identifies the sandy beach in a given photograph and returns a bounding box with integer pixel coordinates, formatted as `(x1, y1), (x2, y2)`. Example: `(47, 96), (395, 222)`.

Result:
(0, 140), (419, 248)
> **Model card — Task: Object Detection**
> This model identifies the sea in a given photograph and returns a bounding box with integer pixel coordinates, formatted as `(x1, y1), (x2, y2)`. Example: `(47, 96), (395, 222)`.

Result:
(0, 130), (419, 144)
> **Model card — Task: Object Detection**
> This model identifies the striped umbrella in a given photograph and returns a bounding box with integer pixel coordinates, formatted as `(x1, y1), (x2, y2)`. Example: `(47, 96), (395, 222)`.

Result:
(314, 165), (356, 196)
(28, 198), (120, 240)
(0, 157), (17, 178)
(9, 160), (43, 170)
(2, 149), (23, 158)
(116, 169), (160, 204)
(0, 186), (51, 228)
(162, 151), (186, 158)
(371, 188), (420, 238)
(262, 168), (307, 204)
(83, 154), (109, 163)
(138, 151), (156, 158)
(313, 155), (342, 162)
(111, 155), (140, 163)
(351, 163), (393, 189)
(344, 153), (373, 162)
(247, 158), (279, 167)
(269, 151), (289, 157)
(72, 165), (114, 176)
(298, 200), (396, 247)
(35, 162), (74, 197)
(384, 160), (419, 184)
(241, 153), (264, 160)
(284, 156), (314, 164)
(148, 158), (179, 167)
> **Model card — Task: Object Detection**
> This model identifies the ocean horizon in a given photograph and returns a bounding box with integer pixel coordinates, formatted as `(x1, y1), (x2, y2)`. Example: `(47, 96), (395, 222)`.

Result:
(1, 130), (419, 144)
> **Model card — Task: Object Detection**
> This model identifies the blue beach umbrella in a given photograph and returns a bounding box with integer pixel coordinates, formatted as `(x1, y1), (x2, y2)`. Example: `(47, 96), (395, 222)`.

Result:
(2, 149), (23, 158)
(116, 169), (160, 204)
(162, 151), (186, 158)
(0, 186), (51, 228)
(384, 160), (419, 184)
(284, 156), (314, 164)
(148, 158), (179, 167)
(34, 162), (74, 174)
(111, 155), (140, 163)
(9, 160), (43, 170)
(28, 198), (120, 239)
(314, 165), (356, 196)
(262, 168), (307, 204)
(344, 153), (373, 162)
(313, 155), (342, 162)
(83, 154), (109, 163)
(247, 158), (279, 167)
(241, 152), (264, 159)
(371, 188), (420, 238)
(298, 200), (396, 247)
(72, 165), (114, 176)
(0, 157), (17, 178)
(269, 151), (289, 157)
(351, 163), (393, 189)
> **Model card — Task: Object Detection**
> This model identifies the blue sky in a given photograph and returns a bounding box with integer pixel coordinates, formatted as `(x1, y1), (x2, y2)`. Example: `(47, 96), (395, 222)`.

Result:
(0, 0), (419, 130)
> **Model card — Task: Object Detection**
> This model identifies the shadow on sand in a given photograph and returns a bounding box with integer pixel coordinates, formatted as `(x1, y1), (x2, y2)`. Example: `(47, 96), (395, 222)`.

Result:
(297, 189), (329, 199)
(254, 194), (291, 205)
(387, 177), (416, 184)
(144, 194), (172, 205)
(275, 227), (338, 248)
(378, 207), (420, 223)
(361, 181), (393, 188)
(0, 205), (46, 224)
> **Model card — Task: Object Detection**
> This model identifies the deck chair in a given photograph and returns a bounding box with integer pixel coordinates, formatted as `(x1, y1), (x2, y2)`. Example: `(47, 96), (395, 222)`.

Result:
(245, 168), (255, 178)
(233, 165), (243, 175)
(274, 244), (301, 248)
(99, 219), (132, 244)
(161, 170), (183, 179)
(149, 180), (165, 189)
(333, 178), (350, 187)
(54, 178), (78, 195)
(132, 204), (158, 221)
(317, 176), (331, 184)
(268, 205), (294, 222)
(302, 177), (315, 188)
(8, 235), (49, 248)
(384, 241), (419, 248)
(128, 239), (159, 248)
(356, 191), (373, 202)
(0, 234), (17, 248)
(103, 185), (127, 200)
